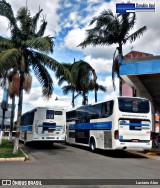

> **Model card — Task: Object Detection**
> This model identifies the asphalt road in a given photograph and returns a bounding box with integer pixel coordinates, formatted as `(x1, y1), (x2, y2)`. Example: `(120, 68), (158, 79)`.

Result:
(0, 142), (160, 188)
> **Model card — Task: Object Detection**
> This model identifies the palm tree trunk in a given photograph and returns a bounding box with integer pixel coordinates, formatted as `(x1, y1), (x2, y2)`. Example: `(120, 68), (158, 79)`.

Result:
(9, 95), (15, 142)
(82, 92), (87, 105)
(0, 110), (5, 146)
(118, 43), (123, 96)
(13, 72), (24, 154)
(95, 86), (97, 103)
(72, 90), (75, 108)
(93, 70), (97, 103)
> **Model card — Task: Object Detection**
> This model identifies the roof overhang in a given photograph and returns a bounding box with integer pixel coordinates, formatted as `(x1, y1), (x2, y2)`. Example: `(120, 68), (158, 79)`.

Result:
(120, 56), (160, 112)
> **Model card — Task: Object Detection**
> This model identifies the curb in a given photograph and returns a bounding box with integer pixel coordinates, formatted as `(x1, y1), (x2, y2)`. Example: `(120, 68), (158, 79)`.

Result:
(0, 148), (29, 162)
(0, 157), (25, 162)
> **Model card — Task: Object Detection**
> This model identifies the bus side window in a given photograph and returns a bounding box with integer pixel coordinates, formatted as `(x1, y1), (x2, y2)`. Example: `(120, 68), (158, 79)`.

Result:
(108, 100), (113, 115)
(66, 110), (76, 122)
(102, 100), (114, 118)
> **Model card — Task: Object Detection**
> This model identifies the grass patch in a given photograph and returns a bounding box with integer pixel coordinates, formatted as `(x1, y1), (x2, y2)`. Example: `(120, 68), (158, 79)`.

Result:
(0, 140), (25, 158)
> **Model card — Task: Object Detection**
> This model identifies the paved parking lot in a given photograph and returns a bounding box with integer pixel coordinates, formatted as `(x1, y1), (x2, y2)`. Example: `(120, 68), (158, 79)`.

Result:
(0, 143), (160, 187)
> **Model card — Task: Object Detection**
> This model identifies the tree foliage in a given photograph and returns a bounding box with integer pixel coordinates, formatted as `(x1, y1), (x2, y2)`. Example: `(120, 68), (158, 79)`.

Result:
(0, 0), (71, 98)
(0, 0), (71, 153)
(78, 10), (147, 90)
(56, 60), (106, 105)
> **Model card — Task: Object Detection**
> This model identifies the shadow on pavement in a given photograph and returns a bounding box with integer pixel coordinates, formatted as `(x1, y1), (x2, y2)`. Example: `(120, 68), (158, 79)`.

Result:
(20, 141), (66, 150)
(67, 144), (148, 159)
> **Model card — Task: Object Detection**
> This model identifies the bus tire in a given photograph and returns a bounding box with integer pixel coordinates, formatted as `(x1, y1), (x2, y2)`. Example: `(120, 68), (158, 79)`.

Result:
(90, 137), (96, 152)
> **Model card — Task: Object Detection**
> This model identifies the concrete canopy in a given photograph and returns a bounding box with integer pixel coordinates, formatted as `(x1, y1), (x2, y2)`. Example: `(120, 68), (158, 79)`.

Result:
(120, 53), (160, 112)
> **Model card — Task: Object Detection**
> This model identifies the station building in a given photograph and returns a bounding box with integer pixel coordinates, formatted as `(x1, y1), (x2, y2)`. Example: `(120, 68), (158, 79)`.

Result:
(120, 51), (160, 133)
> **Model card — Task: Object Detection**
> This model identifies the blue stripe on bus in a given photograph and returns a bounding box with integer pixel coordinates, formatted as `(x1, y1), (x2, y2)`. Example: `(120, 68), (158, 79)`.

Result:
(20, 125), (32, 131)
(120, 123), (149, 126)
(38, 125), (63, 128)
(69, 121), (112, 130)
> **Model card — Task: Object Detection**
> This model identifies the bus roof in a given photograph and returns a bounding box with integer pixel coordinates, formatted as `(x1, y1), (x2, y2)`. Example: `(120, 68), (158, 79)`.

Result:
(66, 96), (149, 112)
(22, 107), (66, 116)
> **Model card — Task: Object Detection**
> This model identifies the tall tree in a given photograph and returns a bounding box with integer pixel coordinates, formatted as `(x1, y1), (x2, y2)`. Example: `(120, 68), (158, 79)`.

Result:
(56, 60), (106, 105)
(78, 10), (147, 94)
(0, 0), (71, 153)
(56, 63), (75, 107)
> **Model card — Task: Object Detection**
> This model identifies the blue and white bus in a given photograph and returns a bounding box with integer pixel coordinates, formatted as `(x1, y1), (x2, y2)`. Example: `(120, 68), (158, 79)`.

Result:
(66, 97), (153, 151)
(20, 107), (66, 144)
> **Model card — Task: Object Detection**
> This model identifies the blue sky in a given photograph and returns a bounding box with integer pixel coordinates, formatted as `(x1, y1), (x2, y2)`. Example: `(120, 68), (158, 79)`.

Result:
(0, 0), (160, 116)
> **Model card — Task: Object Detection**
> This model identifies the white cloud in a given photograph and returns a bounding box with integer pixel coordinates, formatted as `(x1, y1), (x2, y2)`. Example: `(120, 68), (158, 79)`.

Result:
(98, 76), (119, 99)
(23, 87), (72, 113)
(0, 17), (10, 37)
(0, 0), (61, 37)
(64, 0), (160, 59)
(69, 12), (77, 21)
(64, 28), (86, 50)
(1, 0), (160, 112)
(84, 55), (112, 73)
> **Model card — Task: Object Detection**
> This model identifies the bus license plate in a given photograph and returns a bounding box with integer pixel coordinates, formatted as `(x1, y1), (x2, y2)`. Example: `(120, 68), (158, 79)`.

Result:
(48, 129), (54, 133)
(132, 139), (139, 142)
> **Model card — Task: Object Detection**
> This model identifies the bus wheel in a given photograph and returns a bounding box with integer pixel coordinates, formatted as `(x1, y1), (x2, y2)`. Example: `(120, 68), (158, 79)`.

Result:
(90, 138), (96, 152)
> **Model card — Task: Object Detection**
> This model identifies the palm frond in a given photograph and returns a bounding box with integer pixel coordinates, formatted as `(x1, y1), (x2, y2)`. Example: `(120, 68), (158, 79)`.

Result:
(0, 0), (18, 35)
(58, 77), (68, 86)
(30, 51), (73, 84)
(0, 48), (20, 72)
(88, 80), (106, 92)
(16, 7), (33, 40)
(31, 8), (43, 34)
(55, 63), (71, 78)
(36, 20), (47, 37)
(98, 85), (107, 92)
(71, 60), (94, 79)
(74, 92), (81, 99)
(78, 9), (118, 48)
(32, 62), (53, 99)
(0, 37), (14, 51)
(62, 85), (73, 95)
(90, 9), (114, 26)
(124, 26), (147, 44)
(55, 63), (72, 85)
(25, 36), (54, 53)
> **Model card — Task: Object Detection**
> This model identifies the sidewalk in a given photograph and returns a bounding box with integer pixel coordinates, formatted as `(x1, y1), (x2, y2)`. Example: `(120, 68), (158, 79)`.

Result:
(129, 147), (160, 160)
(140, 147), (160, 156)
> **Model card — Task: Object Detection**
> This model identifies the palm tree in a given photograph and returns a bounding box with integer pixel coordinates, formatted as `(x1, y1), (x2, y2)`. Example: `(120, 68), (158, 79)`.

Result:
(88, 80), (106, 102)
(0, 0), (71, 153)
(56, 59), (106, 105)
(56, 62), (75, 107)
(78, 10), (147, 95)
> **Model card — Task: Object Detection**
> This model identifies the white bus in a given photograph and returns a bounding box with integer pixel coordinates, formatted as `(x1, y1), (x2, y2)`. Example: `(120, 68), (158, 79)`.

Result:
(20, 107), (66, 144)
(66, 97), (153, 151)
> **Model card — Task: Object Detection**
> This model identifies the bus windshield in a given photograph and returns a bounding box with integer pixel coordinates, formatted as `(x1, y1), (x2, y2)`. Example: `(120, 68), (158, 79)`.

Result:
(118, 98), (150, 113)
